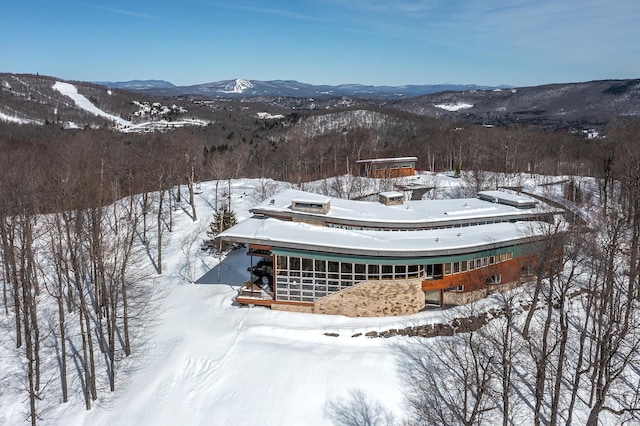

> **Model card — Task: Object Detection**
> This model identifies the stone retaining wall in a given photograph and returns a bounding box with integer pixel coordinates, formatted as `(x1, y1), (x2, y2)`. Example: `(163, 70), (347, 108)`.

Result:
(271, 303), (313, 314)
(443, 288), (486, 306)
(313, 278), (425, 317)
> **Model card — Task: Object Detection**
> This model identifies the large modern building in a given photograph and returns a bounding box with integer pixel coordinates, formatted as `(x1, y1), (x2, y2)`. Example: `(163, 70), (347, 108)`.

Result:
(217, 188), (561, 317)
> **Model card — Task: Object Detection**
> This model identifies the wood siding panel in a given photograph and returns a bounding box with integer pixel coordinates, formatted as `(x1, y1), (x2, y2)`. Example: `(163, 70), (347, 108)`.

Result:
(422, 255), (537, 292)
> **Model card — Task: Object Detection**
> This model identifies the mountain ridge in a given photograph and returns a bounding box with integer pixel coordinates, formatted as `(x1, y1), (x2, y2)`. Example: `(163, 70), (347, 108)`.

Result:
(101, 77), (508, 99)
(2, 73), (639, 134)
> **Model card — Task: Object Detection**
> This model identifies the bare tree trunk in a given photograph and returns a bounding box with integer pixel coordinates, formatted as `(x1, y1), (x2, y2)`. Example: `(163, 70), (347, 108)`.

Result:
(48, 214), (69, 402)
(168, 187), (174, 233)
(120, 195), (138, 357)
(77, 296), (92, 410)
(142, 192), (149, 245)
(1, 218), (22, 348)
(21, 264), (36, 426)
(187, 158), (198, 222)
(157, 188), (165, 275)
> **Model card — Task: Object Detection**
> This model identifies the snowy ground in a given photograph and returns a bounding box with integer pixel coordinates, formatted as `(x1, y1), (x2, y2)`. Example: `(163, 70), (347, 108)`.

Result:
(0, 172), (588, 425)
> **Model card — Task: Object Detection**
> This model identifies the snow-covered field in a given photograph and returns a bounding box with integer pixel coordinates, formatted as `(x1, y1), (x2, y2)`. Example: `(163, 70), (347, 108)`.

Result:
(0, 172), (598, 425)
(434, 102), (474, 112)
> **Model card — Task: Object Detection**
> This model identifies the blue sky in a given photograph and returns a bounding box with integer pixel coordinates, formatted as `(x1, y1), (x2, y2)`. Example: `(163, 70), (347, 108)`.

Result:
(1, 0), (638, 87)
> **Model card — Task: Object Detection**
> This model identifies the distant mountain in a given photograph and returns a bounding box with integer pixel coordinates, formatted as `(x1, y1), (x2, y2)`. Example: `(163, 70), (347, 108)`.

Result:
(113, 78), (506, 99)
(97, 80), (176, 90)
(0, 73), (212, 132)
(389, 79), (640, 130)
(2, 73), (640, 133)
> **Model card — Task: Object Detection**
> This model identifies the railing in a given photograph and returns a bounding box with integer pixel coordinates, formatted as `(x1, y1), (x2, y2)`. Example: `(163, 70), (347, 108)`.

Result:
(237, 282), (274, 300)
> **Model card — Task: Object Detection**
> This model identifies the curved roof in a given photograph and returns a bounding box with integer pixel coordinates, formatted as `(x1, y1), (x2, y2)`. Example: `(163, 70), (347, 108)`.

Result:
(250, 189), (555, 230)
(218, 215), (549, 258)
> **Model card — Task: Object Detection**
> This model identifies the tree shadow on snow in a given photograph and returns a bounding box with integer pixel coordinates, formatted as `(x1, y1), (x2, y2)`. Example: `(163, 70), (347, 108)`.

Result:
(194, 247), (248, 286)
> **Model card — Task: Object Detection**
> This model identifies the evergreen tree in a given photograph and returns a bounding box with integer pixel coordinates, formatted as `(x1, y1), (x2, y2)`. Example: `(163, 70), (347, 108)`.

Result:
(205, 204), (237, 252)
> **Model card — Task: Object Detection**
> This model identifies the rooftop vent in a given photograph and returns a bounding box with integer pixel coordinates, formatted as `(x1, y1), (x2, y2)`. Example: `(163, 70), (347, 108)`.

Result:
(291, 198), (331, 214)
(378, 191), (405, 206)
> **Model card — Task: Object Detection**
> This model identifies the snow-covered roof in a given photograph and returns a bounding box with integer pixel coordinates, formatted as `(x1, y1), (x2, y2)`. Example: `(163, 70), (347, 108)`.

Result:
(220, 189), (562, 255)
(379, 191), (404, 198)
(218, 216), (547, 258)
(478, 190), (538, 208)
(251, 189), (556, 229)
(355, 156), (417, 164)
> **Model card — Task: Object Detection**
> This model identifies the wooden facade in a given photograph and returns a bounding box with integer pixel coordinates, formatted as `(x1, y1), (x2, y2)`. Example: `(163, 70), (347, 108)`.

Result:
(356, 157), (417, 178)
(421, 253), (539, 307)
(236, 243), (542, 315)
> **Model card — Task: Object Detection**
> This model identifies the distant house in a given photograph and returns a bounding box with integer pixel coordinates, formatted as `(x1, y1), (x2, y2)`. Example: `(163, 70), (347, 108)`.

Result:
(356, 156), (417, 178)
(217, 189), (562, 317)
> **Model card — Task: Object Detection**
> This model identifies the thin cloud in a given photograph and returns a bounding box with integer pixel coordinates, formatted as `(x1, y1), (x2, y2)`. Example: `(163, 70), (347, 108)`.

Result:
(85, 3), (158, 19)
(210, 1), (325, 24)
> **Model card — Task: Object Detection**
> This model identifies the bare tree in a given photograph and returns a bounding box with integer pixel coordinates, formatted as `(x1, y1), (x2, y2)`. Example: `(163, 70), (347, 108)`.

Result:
(583, 210), (640, 425)
(398, 327), (497, 426)
(482, 293), (523, 426)
(183, 145), (202, 222)
(179, 225), (205, 284)
(325, 389), (395, 426)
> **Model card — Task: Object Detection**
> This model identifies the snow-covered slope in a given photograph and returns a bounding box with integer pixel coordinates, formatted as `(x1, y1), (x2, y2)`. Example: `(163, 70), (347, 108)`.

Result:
(52, 81), (208, 132)
(0, 110), (41, 125)
(221, 78), (254, 94)
(53, 81), (131, 127)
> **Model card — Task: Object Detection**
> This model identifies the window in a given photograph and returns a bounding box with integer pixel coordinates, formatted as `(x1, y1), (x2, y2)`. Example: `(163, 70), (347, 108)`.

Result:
(275, 256), (427, 302)
(394, 265), (407, 277)
(382, 265), (393, 279)
(355, 263), (366, 281)
(453, 262), (460, 274)
(302, 258), (313, 271)
(445, 285), (464, 292)
(425, 264), (434, 277)
(521, 265), (535, 277)
(408, 265), (420, 278)
(486, 274), (502, 285)
(290, 257), (301, 270)
(461, 261), (468, 272)
(368, 264), (380, 277)
(444, 263), (452, 275)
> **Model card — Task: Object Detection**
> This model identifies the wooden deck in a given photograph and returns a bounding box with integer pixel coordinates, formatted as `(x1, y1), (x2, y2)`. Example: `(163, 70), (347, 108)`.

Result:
(236, 281), (275, 306)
